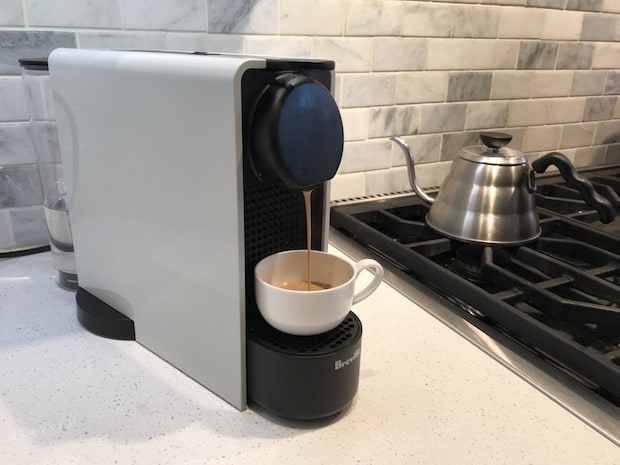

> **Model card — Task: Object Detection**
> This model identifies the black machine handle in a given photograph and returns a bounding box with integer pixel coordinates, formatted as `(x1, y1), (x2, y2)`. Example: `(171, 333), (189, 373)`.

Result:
(532, 152), (616, 224)
(250, 73), (344, 189)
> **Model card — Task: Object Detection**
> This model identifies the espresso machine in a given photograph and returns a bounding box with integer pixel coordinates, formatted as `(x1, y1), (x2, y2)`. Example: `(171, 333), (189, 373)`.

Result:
(49, 49), (362, 419)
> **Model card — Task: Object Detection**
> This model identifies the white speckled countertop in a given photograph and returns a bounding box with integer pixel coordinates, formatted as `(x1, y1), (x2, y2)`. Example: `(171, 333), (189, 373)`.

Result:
(1, 251), (618, 465)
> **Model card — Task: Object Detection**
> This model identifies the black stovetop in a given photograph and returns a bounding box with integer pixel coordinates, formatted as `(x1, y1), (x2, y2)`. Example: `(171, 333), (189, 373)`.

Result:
(331, 166), (620, 404)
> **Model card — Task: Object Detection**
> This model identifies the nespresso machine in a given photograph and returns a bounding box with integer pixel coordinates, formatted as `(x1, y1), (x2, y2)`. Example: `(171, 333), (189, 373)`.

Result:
(49, 49), (362, 420)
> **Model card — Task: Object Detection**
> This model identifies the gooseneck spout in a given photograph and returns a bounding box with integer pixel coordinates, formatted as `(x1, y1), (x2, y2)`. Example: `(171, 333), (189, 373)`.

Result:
(390, 136), (435, 205)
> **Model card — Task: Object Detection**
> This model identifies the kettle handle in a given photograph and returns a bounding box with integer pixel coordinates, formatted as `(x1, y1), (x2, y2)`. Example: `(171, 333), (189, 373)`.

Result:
(532, 152), (615, 224)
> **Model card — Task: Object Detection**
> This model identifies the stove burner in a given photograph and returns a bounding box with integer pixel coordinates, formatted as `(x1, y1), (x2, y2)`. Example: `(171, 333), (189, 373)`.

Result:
(451, 245), (497, 281)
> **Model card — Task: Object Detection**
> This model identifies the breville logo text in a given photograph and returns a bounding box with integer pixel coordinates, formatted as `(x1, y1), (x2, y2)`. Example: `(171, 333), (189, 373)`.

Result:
(334, 348), (360, 371)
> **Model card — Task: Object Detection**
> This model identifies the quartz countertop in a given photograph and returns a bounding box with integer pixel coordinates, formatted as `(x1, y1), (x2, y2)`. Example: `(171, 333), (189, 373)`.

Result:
(1, 251), (618, 465)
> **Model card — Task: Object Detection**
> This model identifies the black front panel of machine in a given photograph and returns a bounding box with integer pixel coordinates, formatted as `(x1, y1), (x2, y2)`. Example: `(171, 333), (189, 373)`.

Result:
(241, 66), (332, 321)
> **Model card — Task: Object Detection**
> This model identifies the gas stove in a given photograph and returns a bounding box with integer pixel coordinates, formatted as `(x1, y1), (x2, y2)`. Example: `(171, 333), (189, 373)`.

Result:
(330, 164), (620, 444)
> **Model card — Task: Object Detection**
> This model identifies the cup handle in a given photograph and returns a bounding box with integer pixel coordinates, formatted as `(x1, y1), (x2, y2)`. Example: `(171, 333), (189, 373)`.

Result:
(352, 259), (384, 305)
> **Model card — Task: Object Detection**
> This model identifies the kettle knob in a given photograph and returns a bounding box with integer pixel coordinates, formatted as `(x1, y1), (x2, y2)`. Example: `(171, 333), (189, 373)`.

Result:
(480, 132), (512, 151)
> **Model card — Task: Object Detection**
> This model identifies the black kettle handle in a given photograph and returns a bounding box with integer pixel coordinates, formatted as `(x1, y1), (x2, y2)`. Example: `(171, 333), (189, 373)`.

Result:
(532, 152), (615, 224)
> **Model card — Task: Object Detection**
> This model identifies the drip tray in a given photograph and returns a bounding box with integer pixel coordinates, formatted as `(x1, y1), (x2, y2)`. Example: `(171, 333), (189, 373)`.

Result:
(247, 312), (362, 421)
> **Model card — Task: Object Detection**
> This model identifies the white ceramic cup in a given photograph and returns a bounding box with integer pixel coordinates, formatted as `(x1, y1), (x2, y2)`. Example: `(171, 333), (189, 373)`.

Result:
(254, 249), (384, 336)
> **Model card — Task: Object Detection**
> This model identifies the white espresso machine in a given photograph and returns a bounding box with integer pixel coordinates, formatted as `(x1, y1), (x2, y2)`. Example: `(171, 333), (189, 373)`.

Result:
(49, 48), (362, 420)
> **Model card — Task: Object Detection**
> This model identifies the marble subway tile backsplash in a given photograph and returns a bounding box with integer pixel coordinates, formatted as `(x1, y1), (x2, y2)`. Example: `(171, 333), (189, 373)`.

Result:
(606, 72), (620, 94)
(0, 77), (29, 121)
(595, 120), (620, 145)
(427, 39), (519, 70)
(0, 123), (36, 164)
(541, 9), (583, 40)
(557, 42), (594, 69)
(517, 41), (558, 69)
(401, 3), (455, 38)
(124, 0), (206, 31)
(497, 7), (545, 38)
(208, 0), (278, 35)
(25, 0), (122, 28)
(584, 96), (618, 121)
(340, 73), (397, 108)
(465, 101), (509, 130)
(372, 38), (426, 72)
(339, 139), (392, 174)
(397, 72), (447, 104)
(419, 103), (468, 134)
(79, 31), (166, 50)
(507, 99), (548, 127)
(8, 205), (48, 249)
(531, 71), (573, 97)
(345, 0), (401, 36)
(312, 38), (371, 72)
(368, 105), (419, 138)
(0, 164), (47, 251)
(1, 0), (24, 26)
(280, 0), (345, 35)
(571, 70), (607, 95)
(0, 164), (42, 208)
(0, 0), (619, 203)
(560, 122), (596, 148)
(581, 12), (620, 41)
(592, 42), (620, 68)
(491, 71), (532, 99)
(454, 5), (501, 39)
(0, 31), (76, 75)
(447, 72), (493, 102)
(547, 98), (586, 124)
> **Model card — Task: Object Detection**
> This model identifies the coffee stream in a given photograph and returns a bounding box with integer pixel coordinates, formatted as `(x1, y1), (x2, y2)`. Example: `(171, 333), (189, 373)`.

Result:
(277, 188), (331, 292)
(304, 189), (312, 291)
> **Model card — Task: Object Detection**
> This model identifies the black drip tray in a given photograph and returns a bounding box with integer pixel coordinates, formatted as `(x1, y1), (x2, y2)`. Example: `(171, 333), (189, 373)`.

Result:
(247, 312), (363, 420)
(248, 313), (361, 355)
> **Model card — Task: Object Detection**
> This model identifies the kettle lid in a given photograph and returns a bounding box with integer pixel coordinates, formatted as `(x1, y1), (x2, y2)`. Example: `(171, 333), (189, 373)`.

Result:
(459, 132), (527, 166)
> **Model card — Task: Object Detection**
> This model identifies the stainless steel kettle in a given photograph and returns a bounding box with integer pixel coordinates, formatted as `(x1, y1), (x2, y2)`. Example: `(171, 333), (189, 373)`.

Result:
(391, 132), (615, 245)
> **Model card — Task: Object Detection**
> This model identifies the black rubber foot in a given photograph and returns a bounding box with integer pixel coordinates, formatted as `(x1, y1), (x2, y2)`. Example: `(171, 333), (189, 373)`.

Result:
(76, 287), (135, 340)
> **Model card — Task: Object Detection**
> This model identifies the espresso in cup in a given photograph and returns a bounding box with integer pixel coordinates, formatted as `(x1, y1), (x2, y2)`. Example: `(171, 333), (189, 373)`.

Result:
(277, 280), (332, 291)
(255, 250), (383, 335)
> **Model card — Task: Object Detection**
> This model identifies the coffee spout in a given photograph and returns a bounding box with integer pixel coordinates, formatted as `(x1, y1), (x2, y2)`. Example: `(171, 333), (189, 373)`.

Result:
(390, 136), (434, 205)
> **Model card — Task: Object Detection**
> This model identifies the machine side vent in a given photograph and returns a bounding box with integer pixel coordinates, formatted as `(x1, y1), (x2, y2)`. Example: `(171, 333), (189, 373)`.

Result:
(244, 181), (307, 263)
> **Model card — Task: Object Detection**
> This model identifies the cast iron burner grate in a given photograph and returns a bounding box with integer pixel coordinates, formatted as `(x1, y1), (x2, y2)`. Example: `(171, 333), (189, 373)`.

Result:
(536, 172), (620, 235)
(330, 167), (620, 404)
